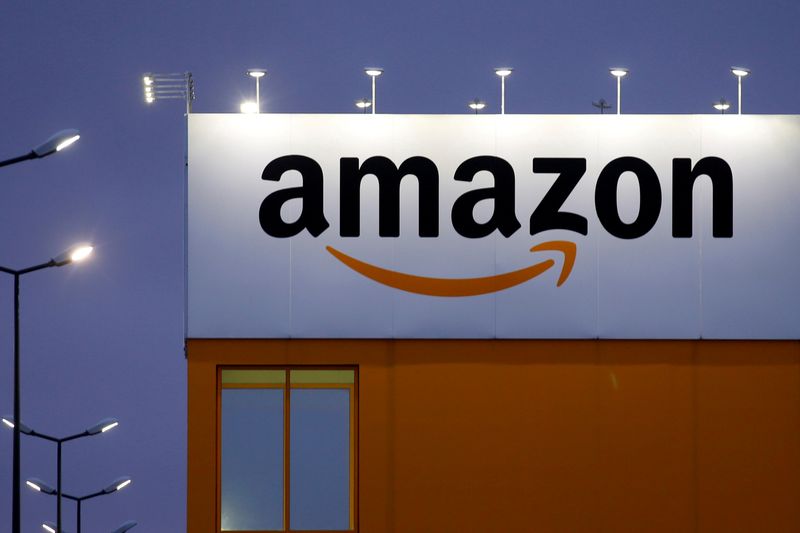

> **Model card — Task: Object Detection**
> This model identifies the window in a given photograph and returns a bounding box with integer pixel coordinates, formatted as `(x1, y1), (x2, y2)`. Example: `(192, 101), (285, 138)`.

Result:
(218, 368), (357, 532)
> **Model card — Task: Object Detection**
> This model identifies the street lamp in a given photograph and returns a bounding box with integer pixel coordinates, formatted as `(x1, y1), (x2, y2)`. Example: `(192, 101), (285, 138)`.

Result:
(494, 68), (513, 115)
(730, 67), (750, 115)
(713, 98), (731, 114)
(0, 243), (94, 533)
(28, 475), (131, 533)
(609, 68), (629, 115)
(468, 99), (486, 114)
(355, 99), (372, 113)
(0, 130), (81, 169)
(4, 416), (116, 533)
(246, 69), (267, 113)
(364, 68), (383, 114)
(142, 72), (195, 114)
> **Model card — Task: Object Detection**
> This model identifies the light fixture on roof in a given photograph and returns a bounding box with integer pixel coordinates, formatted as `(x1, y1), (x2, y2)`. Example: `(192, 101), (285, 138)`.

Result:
(364, 68), (383, 114)
(609, 67), (629, 115)
(713, 98), (731, 114)
(246, 69), (267, 112)
(355, 98), (372, 113)
(141, 72), (195, 114)
(730, 66), (751, 115)
(494, 68), (513, 115)
(240, 101), (259, 114)
(468, 99), (486, 114)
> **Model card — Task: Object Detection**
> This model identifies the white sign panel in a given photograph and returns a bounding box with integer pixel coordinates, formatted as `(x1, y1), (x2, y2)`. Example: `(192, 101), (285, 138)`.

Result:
(188, 114), (800, 339)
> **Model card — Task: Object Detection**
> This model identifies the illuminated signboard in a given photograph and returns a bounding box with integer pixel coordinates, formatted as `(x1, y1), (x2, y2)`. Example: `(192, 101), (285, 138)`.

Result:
(188, 115), (800, 339)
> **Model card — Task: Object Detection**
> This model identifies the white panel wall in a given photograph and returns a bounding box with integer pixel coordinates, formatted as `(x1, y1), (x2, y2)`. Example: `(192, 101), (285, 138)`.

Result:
(188, 114), (800, 339)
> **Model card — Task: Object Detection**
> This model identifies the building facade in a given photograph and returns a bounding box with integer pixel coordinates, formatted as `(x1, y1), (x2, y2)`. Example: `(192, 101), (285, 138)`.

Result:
(186, 115), (800, 533)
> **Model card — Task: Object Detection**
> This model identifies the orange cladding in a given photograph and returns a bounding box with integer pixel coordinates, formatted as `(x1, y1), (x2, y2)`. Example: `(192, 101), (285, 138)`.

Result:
(187, 339), (800, 533)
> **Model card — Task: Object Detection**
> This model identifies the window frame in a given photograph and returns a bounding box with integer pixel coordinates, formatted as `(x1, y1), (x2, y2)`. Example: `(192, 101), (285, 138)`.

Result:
(216, 366), (359, 533)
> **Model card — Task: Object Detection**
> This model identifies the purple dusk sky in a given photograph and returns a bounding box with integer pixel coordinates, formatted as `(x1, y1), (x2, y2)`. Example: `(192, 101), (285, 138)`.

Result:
(1, 0), (798, 530)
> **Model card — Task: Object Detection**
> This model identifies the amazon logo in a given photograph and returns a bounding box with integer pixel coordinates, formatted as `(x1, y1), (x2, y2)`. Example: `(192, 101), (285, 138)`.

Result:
(258, 155), (733, 296)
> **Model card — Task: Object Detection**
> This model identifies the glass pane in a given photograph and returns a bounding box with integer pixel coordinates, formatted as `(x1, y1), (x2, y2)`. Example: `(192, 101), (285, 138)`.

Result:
(290, 369), (354, 385)
(221, 389), (284, 531)
(222, 369), (286, 385)
(290, 389), (351, 530)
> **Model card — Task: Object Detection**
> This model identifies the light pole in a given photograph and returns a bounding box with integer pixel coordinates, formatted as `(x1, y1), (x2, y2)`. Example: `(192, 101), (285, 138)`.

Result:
(468, 99), (486, 114)
(28, 475), (131, 533)
(142, 70), (194, 345)
(0, 243), (93, 533)
(246, 69), (267, 113)
(364, 68), (383, 114)
(713, 98), (731, 114)
(3, 416), (116, 533)
(0, 130), (80, 169)
(355, 99), (372, 114)
(609, 68), (629, 115)
(494, 68), (513, 114)
(731, 67), (750, 115)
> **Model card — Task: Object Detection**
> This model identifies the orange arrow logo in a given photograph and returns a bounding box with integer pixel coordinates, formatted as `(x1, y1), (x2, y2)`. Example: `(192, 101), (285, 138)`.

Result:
(326, 240), (576, 297)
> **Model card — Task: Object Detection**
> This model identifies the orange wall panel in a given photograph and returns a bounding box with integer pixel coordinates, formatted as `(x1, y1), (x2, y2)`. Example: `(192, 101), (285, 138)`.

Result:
(187, 340), (800, 533)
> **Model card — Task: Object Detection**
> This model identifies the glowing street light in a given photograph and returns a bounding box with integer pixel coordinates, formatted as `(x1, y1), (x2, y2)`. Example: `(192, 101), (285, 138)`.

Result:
(246, 68), (267, 113)
(731, 67), (750, 115)
(468, 99), (486, 114)
(0, 130), (81, 169)
(355, 98), (372, 113)
(364, 68), (383, 114)
(0, 242), (94, 533)
(494, 68), (513, 114)
(28, 475), (132, 533)
(713, 98), (731, 114)
(609, 68), (629, 115)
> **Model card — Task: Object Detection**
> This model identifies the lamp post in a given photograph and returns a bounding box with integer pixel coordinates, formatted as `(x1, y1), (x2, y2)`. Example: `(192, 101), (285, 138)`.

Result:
(364, 68), (383, 114)
(609, 68), (629, 115)
(0, 130), (80, 169)
(3, 415), (115, 533)
(730, 67), (750, 115)
(28, 475), (131, 533)
(0, 243), (93, 533)
(246, 69), (267, 113)
(355, 99), (372, 113)
(494, 68), (513, 114)
(713, 98), (731, 114)
(468, 99), (486, 114)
